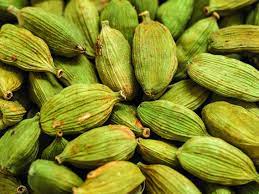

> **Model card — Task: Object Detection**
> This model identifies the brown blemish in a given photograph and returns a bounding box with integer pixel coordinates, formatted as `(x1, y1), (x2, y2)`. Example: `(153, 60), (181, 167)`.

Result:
(95, 38), (103, 56)
(52, 120), (64, 129)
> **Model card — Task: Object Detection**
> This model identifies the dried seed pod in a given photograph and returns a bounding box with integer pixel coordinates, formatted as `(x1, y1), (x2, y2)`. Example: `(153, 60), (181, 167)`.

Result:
(41, 131), (68, 161)
(28, 160), (83, 194)
(130, 0), (158, 19)
(236, 182), (259, 194)
(0, 115), (41, 175)
(0, 99), (26, 131)
(100, 0), (138, 44)
(188, 53), (259, 102)
(188, 0), (209, 26)
(137, 100), (208, 142)
(54, 56), (98, 86)
(0, 0), (28, 22)
(0, 62), (23, 100)
(219, 12), (245, 28)
(133, 11), (178, 99)
(65, 0), (99, 58)
(175, 15), (219, 80)
(96, 21), (138, 101)
(203, 183), (235, 194)
(177, 136), (259, 185)
(0, 24), (62, 78)
(56, 125), (137, 168)
(246, 3), (259, 25)
(73, 161), (145, 194)
(138, 163), (201, 194)
(8, 6), (86, 57)
(156, 0), (194, 39)
(31, 0), (64, 16)
(159, 79), (210, 110)
(109, 103), (150, 137)
(89, 0), (110, 11)
(29, 72), (63, 108)
(137, 138), (179, 168)
(40, 84), (124, 136)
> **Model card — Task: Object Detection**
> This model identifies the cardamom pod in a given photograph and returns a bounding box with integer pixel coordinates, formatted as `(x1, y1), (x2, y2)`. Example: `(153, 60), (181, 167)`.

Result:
(138, 163), (201, 194)
(100, 0), (138, 44)
(236, 182), (259, 194)
(130, 0), (158, 19)
(109, 103), (150, 137)
(133, 11), (178, 99)
(73, 161), (145, 194)
(188, 53), (259, 102)
(177, 136), (259, 185)
(246, 2), (259, 25)
(0, 62), (23, 100)
(89, 0), (110, 11)
(203, 183), (235, 194)
(54, 56), (98, 86)
(55, 125), (137, 168)
(0, 115), (41, 175)
(96, 21), (138, 101)
(29, 72), (63, 108)
(188, 0), (209, 26)
(157, 0), (194, 39)
(0, 24), (62, 78)
(28, 160), (83, 194)
(137, 100), (208, 141)
(0, 0), (28, 22)
(31, 0), (64, 16)
(40, 84), (124, 136)
(8, 6), (86, 57)
(137, 138), (179, 168)
(159, 79), (210, 110)
(0, 99), (26, 131)
(219, 12), (245, 28)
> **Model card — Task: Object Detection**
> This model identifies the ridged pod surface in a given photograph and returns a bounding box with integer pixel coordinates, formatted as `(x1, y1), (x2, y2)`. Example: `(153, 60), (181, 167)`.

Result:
(9, 6), (86, 57)
(236, 182), (259, 194)
(0, 62), (23, 100)
(56, 125), (137, 168)
(175, 16), (219, 80)
(219, 12), (245, 28)
(133, 11), (178, 98)
(156, 0), (194, 39)
(188, 0), (209, 26)
(109, 103), (150, 137)
(177, 136), (259, 185)
(0, 99), (26, 131)
(159, 79), (210, 110)
(130, 0), (158, 19)
(203, 183), (235, 194)
(138, 163), (201, 194)
(137, 100), (208, 141)
(29, 72), (63, 108)
(188, 53), (259, 102)
(31, 0), (64, 16)
(246, 3), (259, 25)
(28, 160), (83, 194)
(137, 138), (179, 168)
(73, 161), (145, 194)
(89, 0), (110, 11)
(40, 84), (123, 136)
(209, 25), (259, 54)
(64, 0), (99, 58)
(0, 24), (61, 77)
(202, 101), (259, 165)
(54, 56), (98, 86)
(96, 21), (138, 101)
(0, 115), (41, 175)
(100, 0), (138, 44)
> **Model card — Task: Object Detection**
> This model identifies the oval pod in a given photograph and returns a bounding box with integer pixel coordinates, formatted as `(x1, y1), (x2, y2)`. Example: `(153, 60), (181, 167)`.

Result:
(31, 0), (64, 16)
(203, 183), (235, 194)
(130, 0), (158, 20)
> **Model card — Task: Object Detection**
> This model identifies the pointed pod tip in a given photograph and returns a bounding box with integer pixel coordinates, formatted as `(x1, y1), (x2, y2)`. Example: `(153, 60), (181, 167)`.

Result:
(56, 69), (63, 79)
(119, 90), (127, 101)
(55, 156), (63, 164)
(7, 5), (19, 17)
(17, 185), (28, 194)
(203, 6), (210, 16)
(56, 130), (63, 138)
(212, 12), (220, 20)
(142, 128), (150, 138)
(101, 20), (110, 28)
(139, 11), (151, 22)
(3, 91), (13, 100)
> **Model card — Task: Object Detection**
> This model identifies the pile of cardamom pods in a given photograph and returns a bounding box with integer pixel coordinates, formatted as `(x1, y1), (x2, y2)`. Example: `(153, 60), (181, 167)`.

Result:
(0, 0), (259, 193)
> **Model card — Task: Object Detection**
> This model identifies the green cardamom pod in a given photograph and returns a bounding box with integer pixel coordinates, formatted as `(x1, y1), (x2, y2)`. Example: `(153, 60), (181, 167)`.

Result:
(0, 99), (26, 131)
(41, 130), (68, 161)
(246, 3), (259, 25)
(133, 11), (178, 99)
(137, 100), (208, 142)
(0, 0), (28, 22)
(28, 160), (83, 194)
(188, 0), (209, 26)
(175, 15), (219, 80)
(8, 6), (86, 57)
(109, 103), (150, 137)
(89, 0), (110, 11)
(203, 183), (235, 194)
(138, 163), (201, 194)
(157, 0), (194, 39)
(209, 25), (259, 54)
(219, 12), (245, 28)
(130, 0), (158, 20)
(31, 0), (64, 16)
(29, 72), (63, 108)
(64, 0), (99, 58)
(0, 62), (23, 100)
(100, 0), (138, 44)
(188, 53), (259, 102)
(159, 79), (210, 110)
(0, 115), (41, 175)
(96, 21), (138, 101)
(73, 161), (145, 194)
(236, 182), (259, 194)
(0, 24), (62, 78)
(40, 84), (124, 136)
(137, 138), (179, 168)
(56, 125), (137, 168)
(177, 136), (259, 185)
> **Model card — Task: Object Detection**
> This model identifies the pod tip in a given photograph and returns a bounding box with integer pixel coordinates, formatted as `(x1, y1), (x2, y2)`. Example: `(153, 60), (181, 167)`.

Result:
(17, 185), (28, 194)
(142, 128), (150, 138)
(4, 91), (13, 100)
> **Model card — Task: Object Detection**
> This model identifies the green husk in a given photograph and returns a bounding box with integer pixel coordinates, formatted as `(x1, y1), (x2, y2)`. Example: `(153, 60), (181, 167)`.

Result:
(130, 0), (158, 19)
(31, 0), (64, 16)
(188, 0), (209, 26)
(246, 2), (259, 25)
(0, 0), (28, 22)
(203, 183), (235, 194)
(89, 0), (110, 11)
